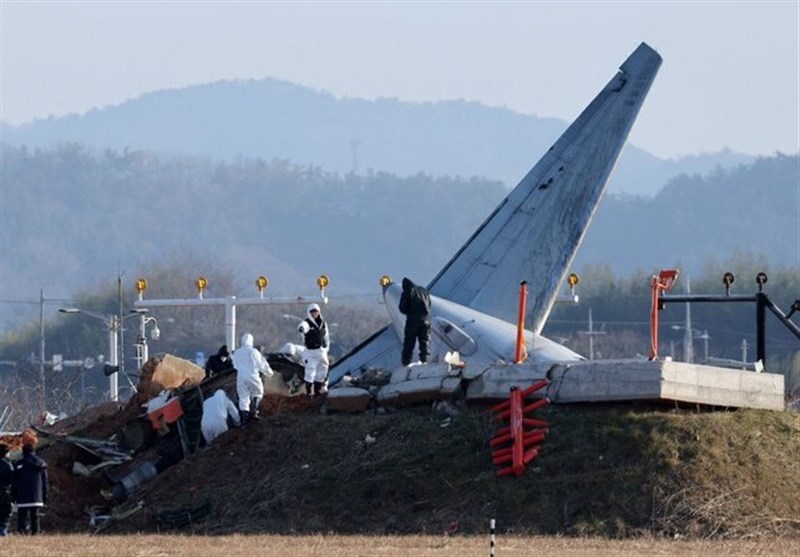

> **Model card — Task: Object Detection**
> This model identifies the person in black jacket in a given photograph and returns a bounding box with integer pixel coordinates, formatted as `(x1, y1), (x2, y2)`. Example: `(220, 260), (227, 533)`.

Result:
(11, 444), (48, 535)
(0, 443), (12, 536)
(204, 345), (233, 379)
(398, 277), (432, 366)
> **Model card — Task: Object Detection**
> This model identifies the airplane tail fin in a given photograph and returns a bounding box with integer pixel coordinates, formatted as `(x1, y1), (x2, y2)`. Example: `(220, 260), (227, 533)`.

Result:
(428, 42), (662, 331)
(331, 43), (662, 383)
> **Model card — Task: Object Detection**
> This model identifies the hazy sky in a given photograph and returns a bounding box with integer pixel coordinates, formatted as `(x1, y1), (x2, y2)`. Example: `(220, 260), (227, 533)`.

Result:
(1, 1), (798, 159)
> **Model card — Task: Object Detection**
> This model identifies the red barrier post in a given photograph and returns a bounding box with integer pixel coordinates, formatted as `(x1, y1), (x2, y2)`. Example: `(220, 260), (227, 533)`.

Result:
(514, 281), (528, 364)
(648, 269), (679, 360)
(491, 380), (551, 476)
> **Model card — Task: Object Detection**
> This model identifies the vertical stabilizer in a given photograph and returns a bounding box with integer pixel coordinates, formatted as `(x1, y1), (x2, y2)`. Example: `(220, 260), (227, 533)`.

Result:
(428, 42), (662, 332)
(331, 43), (661, 382)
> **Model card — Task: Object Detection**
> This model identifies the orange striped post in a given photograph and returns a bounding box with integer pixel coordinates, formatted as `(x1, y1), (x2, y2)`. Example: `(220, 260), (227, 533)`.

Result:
(514, 281), (528, 364)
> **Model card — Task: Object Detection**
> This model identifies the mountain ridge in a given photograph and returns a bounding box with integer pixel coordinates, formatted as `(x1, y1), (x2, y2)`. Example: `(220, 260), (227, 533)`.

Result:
(1, 77), (759, 197)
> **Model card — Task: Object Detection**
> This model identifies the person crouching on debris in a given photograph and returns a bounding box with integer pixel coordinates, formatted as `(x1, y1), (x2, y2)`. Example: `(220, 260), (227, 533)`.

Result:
(11, 443), (48, 535)
(232, 333), (274, 424)
(205, 344), (233, 379)
(0, 443), (13, 536)
(399, 277), (431, 366)
(201, 389), (241, 444)
(298, 303), (330, 399)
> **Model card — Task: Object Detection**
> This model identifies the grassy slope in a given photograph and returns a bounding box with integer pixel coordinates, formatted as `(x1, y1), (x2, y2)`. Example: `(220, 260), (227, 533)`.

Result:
(99, 403), (799, 539)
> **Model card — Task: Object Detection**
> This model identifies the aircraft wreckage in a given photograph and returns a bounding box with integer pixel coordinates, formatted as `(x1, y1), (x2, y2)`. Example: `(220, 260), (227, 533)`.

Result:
(11, 42), (790, 531)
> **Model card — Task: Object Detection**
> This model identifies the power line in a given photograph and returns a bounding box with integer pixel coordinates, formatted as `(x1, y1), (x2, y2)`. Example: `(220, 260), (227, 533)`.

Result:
(0, 298), (74, 305)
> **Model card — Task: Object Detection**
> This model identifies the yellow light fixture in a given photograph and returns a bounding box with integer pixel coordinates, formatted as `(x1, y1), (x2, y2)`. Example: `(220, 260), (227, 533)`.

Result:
(567, 273), (579, 287)
(196, 276), (208, 294)
(135, 278), (148, 294)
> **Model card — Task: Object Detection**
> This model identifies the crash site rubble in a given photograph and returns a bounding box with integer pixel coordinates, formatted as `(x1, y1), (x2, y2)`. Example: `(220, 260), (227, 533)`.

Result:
(18, 348), (495, 533)
(13, 351), (324, 531)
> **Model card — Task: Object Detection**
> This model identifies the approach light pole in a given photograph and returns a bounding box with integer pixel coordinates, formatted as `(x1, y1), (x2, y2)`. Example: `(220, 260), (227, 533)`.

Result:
(59, 307), (141, 402)
(670, 325), (711, 363)
(130, 308), (161, 369)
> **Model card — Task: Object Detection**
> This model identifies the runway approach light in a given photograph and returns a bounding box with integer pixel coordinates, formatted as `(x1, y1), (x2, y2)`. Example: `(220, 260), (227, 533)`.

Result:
(196, 276), (208, 298)
(722, 272), (735, 296)
(379, 275), (392, 288)
(567, 273), (579, 287)
(567, 272), (580, 301)
(135, 278), (148, 294)
(256, 276), (269, 297)
(756, 272), (768, 292)
(317, 275), (329, 303)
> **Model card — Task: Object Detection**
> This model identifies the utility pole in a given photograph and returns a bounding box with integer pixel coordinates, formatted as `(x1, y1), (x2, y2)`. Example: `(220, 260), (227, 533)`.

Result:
(578, 308), (606, 360)
(741, 339), (748, 369)
(683, 276), (694, 363)
(39, 289), (45, 410)
(118, 272), (125, 379)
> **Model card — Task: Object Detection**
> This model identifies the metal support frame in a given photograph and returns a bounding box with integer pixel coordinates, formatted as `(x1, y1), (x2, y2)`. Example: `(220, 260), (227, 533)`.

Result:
(133, 286), (329, 351)
(656, 292), (800, 365)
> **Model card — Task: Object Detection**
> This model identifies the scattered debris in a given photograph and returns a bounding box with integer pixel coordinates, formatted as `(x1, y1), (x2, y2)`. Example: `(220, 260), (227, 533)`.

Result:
(154, 498), (212, 531)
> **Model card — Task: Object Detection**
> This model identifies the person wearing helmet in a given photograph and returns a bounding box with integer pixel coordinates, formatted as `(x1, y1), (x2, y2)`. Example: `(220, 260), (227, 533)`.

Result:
(232, 333), (273, 424)
(297, 303), (330, 398)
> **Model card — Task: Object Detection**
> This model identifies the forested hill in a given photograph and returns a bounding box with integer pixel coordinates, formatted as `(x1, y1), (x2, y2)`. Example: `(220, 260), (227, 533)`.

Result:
(0, 144), (796, 335)
(573, 153), (800, 274)
(0, 78), (755, 197)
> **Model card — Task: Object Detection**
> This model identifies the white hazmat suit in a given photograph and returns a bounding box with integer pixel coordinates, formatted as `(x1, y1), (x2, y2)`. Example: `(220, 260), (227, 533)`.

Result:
(201, 389), (240, 444)
(232, 333), (273, 422)
(297, 303), (330, 397)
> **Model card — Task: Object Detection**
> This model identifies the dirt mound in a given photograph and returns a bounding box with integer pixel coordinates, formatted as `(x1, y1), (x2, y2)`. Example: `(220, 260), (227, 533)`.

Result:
(21, 368), (800, 540)
(29, 402), (800, 539)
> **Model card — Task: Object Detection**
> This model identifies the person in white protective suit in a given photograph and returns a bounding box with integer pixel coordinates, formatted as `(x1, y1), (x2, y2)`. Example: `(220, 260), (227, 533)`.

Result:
(232, 333), (273, 424)
(297, 303), (330, 399)
(201, 389), (240, 444)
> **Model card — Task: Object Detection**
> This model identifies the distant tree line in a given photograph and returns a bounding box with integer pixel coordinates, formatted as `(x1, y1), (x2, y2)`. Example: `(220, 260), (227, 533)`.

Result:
(1, 145), (798, 422)
(0, 253), (797, 427)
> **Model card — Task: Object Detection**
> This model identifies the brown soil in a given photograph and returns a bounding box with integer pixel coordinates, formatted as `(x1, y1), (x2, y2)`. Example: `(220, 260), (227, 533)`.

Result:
(23, 390), (800, 540)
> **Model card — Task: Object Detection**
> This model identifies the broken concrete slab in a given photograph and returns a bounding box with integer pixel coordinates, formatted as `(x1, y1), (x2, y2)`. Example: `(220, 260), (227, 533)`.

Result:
(390, 367), (409, 384)
(326, 387), (372, 413)
(464, 359), (785, 411)
(377, 377), (459, 407)
(407, 363), (458, 381)
(464, 362), (551, 399)
(461, 360), (499, 381)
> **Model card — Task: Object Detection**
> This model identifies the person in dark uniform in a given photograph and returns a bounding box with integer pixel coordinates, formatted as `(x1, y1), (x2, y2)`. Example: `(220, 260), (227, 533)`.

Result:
(204, 345), (233, 379)
(0, 443), (13, 536)
(11, 444), (48, 535)
(398, 277), (432, 366)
